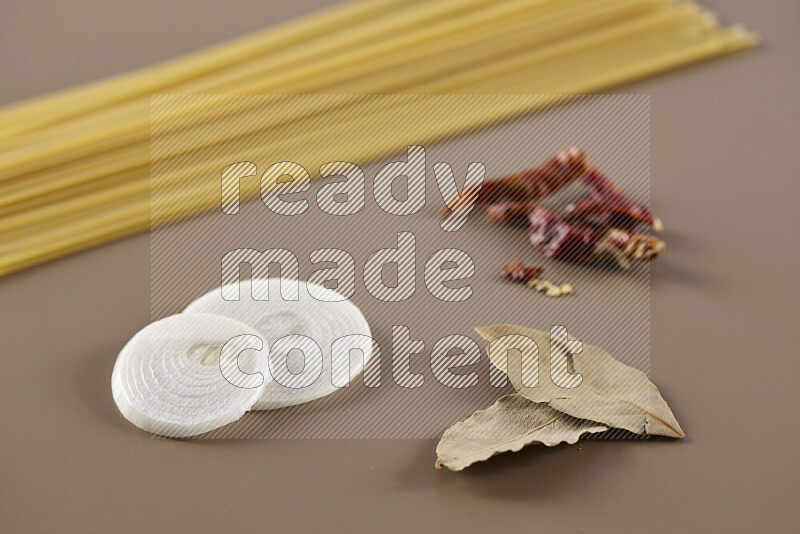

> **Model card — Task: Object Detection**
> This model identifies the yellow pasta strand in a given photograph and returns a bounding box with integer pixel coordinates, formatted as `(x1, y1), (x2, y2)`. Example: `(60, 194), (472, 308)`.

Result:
(0, 0), (757, 277)
(0, 0), (414, 137)
(0, 0), (611, 177)
(0, 0), (708, 196)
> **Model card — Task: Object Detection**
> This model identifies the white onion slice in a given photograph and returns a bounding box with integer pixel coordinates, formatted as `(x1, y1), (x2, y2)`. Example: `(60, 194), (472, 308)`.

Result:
(183, 278), (372, 409)
(111, 313), (270, 438)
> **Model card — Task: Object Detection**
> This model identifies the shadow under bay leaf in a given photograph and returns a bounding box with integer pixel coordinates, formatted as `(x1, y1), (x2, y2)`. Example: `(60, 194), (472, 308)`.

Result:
(430, 440), (626, 502)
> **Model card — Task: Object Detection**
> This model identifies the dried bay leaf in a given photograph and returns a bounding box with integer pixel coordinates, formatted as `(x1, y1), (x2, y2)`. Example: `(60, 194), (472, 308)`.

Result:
(475, 324), (684, 438)
(436, 393), (607, 471)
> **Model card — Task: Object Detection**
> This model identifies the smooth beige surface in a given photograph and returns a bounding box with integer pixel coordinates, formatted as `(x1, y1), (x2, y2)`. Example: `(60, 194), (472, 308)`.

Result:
(1, 1), (799, 532)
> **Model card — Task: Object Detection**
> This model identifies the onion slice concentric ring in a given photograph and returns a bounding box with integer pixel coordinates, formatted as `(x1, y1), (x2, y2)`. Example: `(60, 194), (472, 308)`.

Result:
(183, 278), (372, 410)
(111, 313), (270, 438)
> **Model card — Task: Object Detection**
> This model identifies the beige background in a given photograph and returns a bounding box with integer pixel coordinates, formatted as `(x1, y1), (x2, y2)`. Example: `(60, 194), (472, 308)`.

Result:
(1, 0), (798, 532)
(149, 93), (654, 439)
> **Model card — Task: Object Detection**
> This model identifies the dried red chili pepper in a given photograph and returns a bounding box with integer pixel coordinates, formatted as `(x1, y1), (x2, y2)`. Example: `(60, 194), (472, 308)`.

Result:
(527, 204), (664, 265)
(441, 146), (588, 217)
(448, 147), (665, 266)
(487, 201), (530, 225)
(500, 257), (543, 283)
(563, 198), (660, 233)
(446, 147), (659, 232)
(579, 165), (662, 232)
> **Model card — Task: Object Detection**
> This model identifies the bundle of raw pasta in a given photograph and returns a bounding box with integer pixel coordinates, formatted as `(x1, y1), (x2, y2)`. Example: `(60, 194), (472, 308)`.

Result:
(0, 0), (756, 276)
